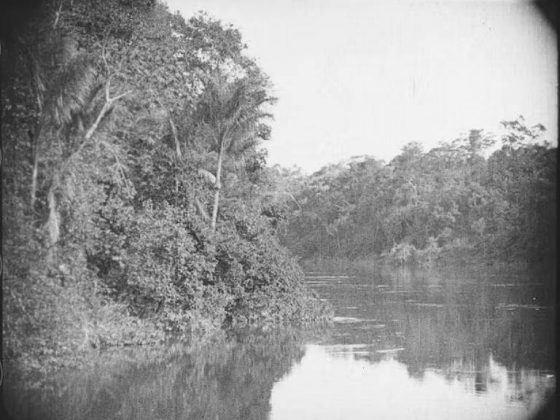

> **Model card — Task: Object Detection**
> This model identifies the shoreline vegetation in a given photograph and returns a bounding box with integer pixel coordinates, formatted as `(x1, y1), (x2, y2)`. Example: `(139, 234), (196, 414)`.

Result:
(2, 0), (556, 380)
(2, 0), (331, 377)
(279, 123), (556, 286)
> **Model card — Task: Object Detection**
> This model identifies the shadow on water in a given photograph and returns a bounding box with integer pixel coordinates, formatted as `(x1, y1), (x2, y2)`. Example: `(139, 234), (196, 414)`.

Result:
(3, 330), (307, 420)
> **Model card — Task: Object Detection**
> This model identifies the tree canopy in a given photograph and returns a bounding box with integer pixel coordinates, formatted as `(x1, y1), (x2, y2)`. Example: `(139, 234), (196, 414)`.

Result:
(1, 0), (329, 373)
(278, 119), (556, 268)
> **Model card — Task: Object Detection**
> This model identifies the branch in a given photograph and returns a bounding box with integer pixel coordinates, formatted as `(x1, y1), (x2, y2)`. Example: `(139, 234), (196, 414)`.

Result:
(57, 77), (130, 176)
(53, 0), (64, 29)
(84, 76), (130, 140)
(287, 192), (302, 212)
(101, 44), (110, 74)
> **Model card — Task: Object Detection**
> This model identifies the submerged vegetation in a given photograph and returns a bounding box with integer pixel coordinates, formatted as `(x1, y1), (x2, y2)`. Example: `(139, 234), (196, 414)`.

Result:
(279, 120), (556, 272)
(2, 0), (330, 373)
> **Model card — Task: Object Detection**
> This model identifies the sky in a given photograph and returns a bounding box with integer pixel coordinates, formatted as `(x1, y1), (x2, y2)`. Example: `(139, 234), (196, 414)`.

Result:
(165, 0), (557, 173)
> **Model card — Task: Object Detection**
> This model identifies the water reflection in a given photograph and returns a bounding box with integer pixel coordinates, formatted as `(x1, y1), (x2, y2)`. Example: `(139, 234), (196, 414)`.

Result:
(270, 346), (554, 420)
(4, 268), (555, 420)
(4, 330), (307, 420)
(293, 269), (555, 419)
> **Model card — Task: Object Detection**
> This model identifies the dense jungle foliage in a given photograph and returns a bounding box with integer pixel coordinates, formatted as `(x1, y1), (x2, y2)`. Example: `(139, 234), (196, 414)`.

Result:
(279, 120), (557, 269)
(1, 0), (330, 372)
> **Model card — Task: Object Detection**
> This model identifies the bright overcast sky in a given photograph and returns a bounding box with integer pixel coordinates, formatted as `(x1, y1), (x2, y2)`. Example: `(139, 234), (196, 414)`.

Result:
(165, 0), (557, 173)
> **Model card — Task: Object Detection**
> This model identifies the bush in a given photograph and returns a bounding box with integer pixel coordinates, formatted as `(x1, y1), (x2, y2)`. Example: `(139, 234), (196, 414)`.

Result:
(214, 207), (332, 328)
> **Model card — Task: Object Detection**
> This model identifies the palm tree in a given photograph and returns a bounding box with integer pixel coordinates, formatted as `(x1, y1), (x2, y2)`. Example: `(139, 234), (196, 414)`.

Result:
(29, 42), (129, 263)
(193, 74), (274, 231)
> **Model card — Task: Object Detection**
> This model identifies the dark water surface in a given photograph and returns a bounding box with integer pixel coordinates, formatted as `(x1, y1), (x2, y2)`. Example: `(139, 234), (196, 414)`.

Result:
(4, 267), (556, 419)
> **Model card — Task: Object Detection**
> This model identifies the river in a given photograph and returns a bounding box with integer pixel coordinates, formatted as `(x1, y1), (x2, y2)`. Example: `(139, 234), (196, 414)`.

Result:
(4, 266), (556, 419)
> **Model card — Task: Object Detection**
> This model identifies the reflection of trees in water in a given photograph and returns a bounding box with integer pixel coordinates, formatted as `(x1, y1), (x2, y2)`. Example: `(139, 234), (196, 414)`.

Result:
(438, 353), (555, 410)
(396, 285), (553, 377)
(336, 274), (555, 406)
(315, 269), (553, 382)
(326, 271), (554, 379)
(5, 330), (306, 420)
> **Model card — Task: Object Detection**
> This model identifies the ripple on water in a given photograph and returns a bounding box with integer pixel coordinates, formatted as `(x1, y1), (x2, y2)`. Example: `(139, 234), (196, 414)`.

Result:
(333, 317), (379, 324)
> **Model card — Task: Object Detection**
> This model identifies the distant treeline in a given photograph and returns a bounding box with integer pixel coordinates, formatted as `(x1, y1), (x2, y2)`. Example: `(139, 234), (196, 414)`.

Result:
(277, 119), (556, 268)
(2, 0), (329, 372)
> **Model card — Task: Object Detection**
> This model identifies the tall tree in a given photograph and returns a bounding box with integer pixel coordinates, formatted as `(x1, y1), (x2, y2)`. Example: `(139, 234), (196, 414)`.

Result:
(192, 74), (274, 231)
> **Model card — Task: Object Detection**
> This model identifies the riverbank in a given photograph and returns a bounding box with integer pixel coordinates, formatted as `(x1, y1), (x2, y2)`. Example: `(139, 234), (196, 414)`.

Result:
(2, 0), (332, 380)
(4, 264), (555, 420)
(3, 274), (332, 379)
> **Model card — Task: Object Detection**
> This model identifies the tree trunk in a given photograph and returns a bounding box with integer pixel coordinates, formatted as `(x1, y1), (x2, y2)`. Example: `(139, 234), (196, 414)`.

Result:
(30, 120), (44, 207)
(211, 140), (225, 231)
(169, 118), (181, 205)
(46, 179), (60, 266)
(169, 117), (182, 160)
(31, 155), (39, 207)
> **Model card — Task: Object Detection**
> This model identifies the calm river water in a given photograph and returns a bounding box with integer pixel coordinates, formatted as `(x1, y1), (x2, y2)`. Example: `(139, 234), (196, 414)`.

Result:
(4, 267), (556, 419)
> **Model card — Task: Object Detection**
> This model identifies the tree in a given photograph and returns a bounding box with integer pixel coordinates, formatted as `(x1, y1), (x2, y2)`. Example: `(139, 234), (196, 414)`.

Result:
(192, 74), (274, 231)
(282, 118), (556, 267)
(1, 0), (329, 372)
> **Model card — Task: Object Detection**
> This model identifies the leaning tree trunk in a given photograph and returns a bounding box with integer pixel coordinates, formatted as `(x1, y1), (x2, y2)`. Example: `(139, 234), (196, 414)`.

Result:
(30, 148), (40, 207)
(46, 176), (60, 266)
(30, 111), (46, 207)
(211, 140), (225, 232)
(169, 117), (181, 203)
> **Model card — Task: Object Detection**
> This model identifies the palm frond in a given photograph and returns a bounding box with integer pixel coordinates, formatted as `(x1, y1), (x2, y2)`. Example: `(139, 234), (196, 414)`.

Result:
(197, 168), (216, 186)
(47, 54), (101, 128)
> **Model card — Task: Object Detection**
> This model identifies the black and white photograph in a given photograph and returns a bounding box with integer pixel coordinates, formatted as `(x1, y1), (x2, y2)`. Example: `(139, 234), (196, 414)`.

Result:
(1, 0), (557, 419)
